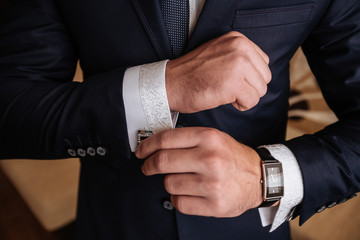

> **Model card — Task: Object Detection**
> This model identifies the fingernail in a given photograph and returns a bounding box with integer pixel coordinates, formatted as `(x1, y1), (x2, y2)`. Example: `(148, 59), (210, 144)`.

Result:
(141, 164), (148, 176)
(135, 146), (140, 158)
(141, 165), (145, 175)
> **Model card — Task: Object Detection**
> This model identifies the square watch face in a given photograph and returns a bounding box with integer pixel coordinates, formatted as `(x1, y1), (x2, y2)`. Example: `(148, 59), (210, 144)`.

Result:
(264, 163), (284, 199)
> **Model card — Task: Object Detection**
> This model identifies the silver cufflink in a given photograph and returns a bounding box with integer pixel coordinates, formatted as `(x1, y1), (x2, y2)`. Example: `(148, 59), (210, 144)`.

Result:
(137, 130), (153, 145)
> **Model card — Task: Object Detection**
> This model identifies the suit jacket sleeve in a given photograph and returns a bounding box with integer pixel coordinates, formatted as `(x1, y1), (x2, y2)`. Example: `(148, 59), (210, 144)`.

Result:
(0, 0), (130, 160)
(285, 0), (360, 224)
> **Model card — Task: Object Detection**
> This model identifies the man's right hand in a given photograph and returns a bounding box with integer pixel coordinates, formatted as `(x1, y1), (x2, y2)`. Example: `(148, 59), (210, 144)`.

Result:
(166, 31), (272, 113)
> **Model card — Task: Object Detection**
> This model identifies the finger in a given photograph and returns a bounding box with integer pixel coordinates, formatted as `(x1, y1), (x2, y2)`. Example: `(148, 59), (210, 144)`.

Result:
(252, 50), (272, 84)
(240, 34), (270, 65)
(230, 31), (270, 65)
(244, 62), (268, 97)
(236, 58), (268, 97)
(142, 148), (206, 176)
(164, 173), (206, 197)
(136, 127), (205, 159)
(251, 41), (270, 65)
(231, 33), (271, 83)
(171, 195), (214, 217)
(244, 45), (272, 84)
(232, 76), (264, 111)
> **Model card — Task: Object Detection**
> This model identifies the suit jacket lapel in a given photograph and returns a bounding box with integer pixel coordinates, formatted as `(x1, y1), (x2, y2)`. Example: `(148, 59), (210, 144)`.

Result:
(130, 0), (173, 60)
(186, 0), (239, 52)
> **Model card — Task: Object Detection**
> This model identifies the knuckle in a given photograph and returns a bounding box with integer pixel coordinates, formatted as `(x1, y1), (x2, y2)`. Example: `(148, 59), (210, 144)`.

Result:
(242, 92), (260, 110)
(196, 176), (207, 191)
(237, 37), (251, 50)
(248, 98), (260, 109)
(226, 38), (239, 51)
(142, 162), (150, 175)
(164, 175), (175, 194)
(259, 84), (268, 97)
(204, 153), (223, 173)
(212, 198), (227, 216)
(265, 54), (270, 64)
(159, 130), (173, 148)
(154, 151), (169, 172)
(232, 53), (252, 70)
(250, 94), (261, 106)
(208, 179), (223, 193)
(233, 53), (248, 65)
(266, 70), (272, 83)
(201, 128), (222, 146)
(227, 31), (243, 37)
(174, 197), (186, 213)
(227, 37), (247, 51)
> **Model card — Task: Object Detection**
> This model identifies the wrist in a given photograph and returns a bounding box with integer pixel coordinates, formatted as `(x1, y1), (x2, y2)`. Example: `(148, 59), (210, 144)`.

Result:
(250, 147), (264, 209)
(165, 59), (180, 112)
(255, 147), (284, 208)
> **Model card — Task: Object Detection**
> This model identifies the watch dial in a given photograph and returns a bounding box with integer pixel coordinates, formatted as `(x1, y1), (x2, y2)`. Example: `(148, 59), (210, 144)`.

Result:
(264, 164), (284, 198)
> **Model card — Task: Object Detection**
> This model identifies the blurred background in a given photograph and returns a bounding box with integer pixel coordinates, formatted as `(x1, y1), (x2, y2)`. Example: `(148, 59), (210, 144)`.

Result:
(0, 49), (359, 240)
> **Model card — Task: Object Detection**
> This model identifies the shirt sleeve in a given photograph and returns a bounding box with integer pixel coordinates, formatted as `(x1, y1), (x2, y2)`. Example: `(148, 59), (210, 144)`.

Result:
(123, 60), (178, 152)
(257, 144), (304, 232)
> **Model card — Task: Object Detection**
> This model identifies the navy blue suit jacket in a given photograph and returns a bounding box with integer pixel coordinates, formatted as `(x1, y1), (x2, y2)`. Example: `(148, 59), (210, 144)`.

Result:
(0, 0), (360, 239)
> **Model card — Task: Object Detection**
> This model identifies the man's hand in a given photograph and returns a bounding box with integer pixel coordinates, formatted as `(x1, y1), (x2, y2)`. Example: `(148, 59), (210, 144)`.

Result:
(166, 31), (271, 113)
(135, 127), (263, 218)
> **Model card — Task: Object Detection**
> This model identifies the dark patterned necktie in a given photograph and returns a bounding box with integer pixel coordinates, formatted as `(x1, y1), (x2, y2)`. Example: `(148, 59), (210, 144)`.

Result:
(160, 0), (189, 58)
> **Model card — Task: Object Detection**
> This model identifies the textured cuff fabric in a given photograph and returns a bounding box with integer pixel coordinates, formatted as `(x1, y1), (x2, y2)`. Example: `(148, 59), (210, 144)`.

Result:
(257, 144), (304, 232)
(139, 60), (175, 132)
(123, 60), (177, 152)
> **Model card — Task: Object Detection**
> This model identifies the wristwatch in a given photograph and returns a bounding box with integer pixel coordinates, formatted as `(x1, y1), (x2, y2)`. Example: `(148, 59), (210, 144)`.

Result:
(256, 147), (284, 208)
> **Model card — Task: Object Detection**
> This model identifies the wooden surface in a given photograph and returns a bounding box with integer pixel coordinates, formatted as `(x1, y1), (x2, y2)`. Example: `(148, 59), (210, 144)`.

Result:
(0, 159), (79, 231)
(0, 166), (75, 240)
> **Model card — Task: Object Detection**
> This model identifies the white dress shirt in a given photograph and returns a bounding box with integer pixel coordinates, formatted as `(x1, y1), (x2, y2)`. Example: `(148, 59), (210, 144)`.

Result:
(122, 0), (303, 232)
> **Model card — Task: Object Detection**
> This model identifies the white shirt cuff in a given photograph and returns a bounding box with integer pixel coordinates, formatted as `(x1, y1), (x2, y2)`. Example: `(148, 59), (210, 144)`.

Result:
(257, 144), (304, 232)
(123, 60), (178, 152)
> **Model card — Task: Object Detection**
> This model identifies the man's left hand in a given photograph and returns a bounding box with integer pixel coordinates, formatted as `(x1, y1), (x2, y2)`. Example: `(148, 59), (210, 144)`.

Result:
(135, 127), (263, 218)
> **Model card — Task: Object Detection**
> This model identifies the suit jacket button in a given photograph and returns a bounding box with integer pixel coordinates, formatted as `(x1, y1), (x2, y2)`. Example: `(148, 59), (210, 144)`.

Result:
(77, 148), (86, 157)
(87, 147), (96, 156)
(317, 206), (326, 213)
(97, 147), (106, 156)
(68, 148), (77, 157)
(327, 202), (337, 208)
(163, 200), (174, 211)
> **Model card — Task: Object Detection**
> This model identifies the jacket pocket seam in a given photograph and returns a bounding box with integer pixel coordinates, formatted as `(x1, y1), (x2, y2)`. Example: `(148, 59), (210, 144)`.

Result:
(233, 3), (316, 29)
